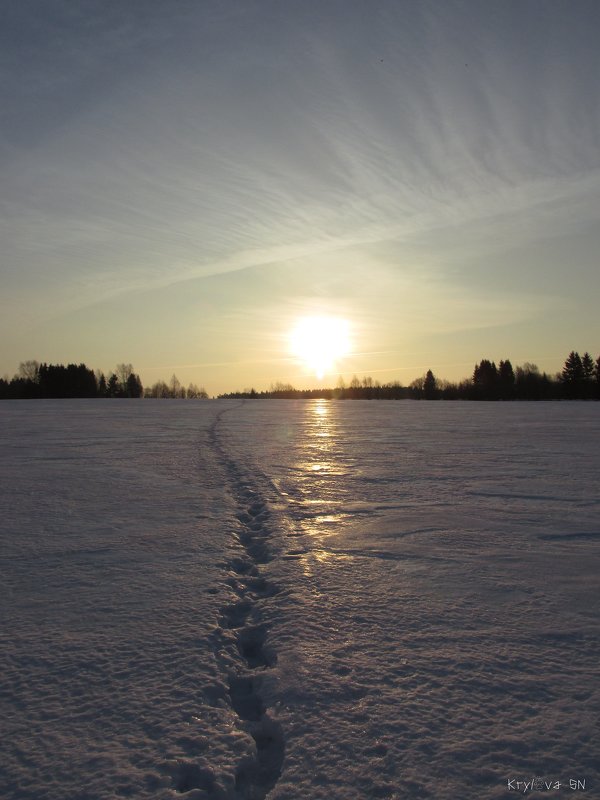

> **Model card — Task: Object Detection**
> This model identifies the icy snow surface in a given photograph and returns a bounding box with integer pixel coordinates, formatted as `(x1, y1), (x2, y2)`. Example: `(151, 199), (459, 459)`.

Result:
(1, 399), (599, 800)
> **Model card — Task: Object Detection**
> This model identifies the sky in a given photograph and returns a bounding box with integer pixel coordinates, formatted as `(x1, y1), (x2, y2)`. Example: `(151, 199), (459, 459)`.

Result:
(1, 0), (599, 394)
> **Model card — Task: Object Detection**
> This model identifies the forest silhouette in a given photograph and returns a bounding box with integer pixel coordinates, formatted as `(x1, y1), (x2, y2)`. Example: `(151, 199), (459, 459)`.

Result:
(0, 362), (206, 400)
(219, 352), (599, 401)
(2, 352), (599, 401)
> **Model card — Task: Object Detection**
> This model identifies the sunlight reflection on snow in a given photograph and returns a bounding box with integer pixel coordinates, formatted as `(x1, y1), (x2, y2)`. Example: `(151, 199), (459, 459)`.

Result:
(313, 548), (353, 563)
(295, 400), (353, 572)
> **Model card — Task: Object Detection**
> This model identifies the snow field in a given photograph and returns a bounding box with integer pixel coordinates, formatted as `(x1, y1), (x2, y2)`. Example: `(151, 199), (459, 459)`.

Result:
(215, 401), (600, 799)
(1, 399), (599, 799)
(1, 402), (251, 798)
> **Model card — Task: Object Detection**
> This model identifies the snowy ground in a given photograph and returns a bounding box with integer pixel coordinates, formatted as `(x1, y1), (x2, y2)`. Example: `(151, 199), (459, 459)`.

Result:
(1, 399), (599, 799)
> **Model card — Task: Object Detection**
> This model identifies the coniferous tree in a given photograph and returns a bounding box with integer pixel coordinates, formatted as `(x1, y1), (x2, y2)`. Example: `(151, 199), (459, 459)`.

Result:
(106, 373), (121, 397)
(562, 351), (583, 383)
(126, 373), (143, 398)
(580, 352), (595, 399)
(473, 360), (498, 399)
(37, 363), (96, 398)
(423, 369), (438, 399)
(498, 359), (515, 399)
(581, 352), (594, 381)
(561, 351), (584, 398)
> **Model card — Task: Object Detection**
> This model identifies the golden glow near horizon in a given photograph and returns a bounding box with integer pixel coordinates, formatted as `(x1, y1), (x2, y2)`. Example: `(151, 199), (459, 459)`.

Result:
(289, 316), (351, 380)
(2, 5), (598, 394)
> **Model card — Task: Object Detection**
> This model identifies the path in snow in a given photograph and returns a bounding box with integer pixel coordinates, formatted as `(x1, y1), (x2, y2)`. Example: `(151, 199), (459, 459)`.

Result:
(208, 404), (284, 800)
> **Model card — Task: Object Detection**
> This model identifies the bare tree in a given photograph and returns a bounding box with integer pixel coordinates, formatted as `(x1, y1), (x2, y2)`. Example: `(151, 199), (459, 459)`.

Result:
(18, 360), (40, 382)
(146, 381), (169, 398)
(186, 383), (208, 399)
(115, 363), (134, 392)
(169, 374), (185, 398)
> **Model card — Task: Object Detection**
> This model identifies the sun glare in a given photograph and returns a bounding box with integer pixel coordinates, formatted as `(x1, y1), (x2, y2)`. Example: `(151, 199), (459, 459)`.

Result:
(289, 316), (351, 379)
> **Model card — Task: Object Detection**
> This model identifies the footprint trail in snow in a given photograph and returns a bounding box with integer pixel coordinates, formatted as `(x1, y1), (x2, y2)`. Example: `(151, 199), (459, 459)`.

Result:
(209, 405), (285, 800)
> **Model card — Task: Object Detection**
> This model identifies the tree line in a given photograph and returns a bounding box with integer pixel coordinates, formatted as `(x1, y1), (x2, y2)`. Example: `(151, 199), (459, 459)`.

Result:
(219, 351), (600, 401)
(0, 361), (208, 400)
(2, 351), (598, 401)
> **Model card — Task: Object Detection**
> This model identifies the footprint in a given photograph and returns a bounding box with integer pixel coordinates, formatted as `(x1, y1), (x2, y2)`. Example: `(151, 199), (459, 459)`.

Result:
(171, 761), (216, 794)
(238, 625), (276, 668)
(245, 541), (272, 565)
(249, 518), (268, 532)
(228, 674), (264, 722)
(221, 599), (252, 629)
(248, 502), (267, 518)
(231, 557), (258, 576)
(245, 576), (279, 598)
(332, 663), (352, 676)
(235, 716), (285, 800)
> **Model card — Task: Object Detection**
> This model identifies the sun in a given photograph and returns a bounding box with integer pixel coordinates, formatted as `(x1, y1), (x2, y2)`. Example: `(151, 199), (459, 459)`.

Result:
(289, 316), (351, 379)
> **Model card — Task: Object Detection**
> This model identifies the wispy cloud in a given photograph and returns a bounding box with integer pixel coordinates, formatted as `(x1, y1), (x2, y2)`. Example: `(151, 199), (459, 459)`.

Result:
(1, 1), (599, 385)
